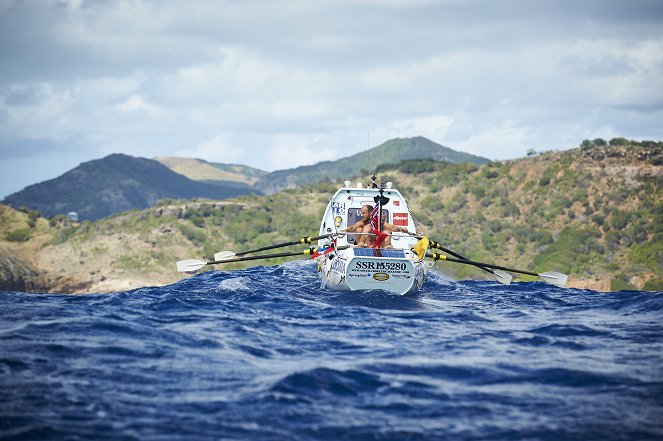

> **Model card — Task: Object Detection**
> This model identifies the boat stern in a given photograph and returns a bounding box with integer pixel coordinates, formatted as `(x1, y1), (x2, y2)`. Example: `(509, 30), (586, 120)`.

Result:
(322, 247), (424, 295)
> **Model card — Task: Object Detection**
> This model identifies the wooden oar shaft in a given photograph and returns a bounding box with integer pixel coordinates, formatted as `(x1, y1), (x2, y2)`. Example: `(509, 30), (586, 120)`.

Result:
(430, 253), (540, 277)
(235, 234), (331, 257)
(178, 246), (350, 273)
(209, 245), (351, 266)
(429, 240), (497, 276)
(210, 249), (316, 264)
(343, 232), (412, 237)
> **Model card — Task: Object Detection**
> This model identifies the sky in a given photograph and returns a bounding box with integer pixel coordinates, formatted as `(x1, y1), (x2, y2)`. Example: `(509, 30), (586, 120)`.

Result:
(1, 0), (662, 199)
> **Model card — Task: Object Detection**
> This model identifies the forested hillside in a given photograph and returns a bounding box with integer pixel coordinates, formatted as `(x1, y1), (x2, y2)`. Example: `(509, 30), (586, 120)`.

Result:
(1, 141), (660, 293)
(254, 136), (489, 194)
(387, 144), (661, 291)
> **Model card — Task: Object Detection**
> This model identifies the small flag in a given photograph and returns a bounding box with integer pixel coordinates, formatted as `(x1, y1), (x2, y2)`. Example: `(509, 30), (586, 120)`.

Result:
(370, 204), (380, 231)
(311, 239), (336, 259)
(370, 201), (388, 248)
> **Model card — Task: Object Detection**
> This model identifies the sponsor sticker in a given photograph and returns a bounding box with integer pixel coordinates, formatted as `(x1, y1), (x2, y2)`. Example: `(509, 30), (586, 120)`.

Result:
(373, 273), (389, 281)
(332, 202), (346, 216)
(331, 258), (346, 274)
(392, 213), (409, 226)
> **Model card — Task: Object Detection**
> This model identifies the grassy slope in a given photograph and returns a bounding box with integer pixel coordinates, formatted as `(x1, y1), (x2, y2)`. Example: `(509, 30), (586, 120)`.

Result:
(2, 144), (661, 293)
(155, 157), (266, 185)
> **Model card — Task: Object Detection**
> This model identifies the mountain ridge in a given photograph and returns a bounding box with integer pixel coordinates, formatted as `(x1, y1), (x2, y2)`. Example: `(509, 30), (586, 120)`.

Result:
(254, 136), (490, 194)
(2, 154), (259, 221)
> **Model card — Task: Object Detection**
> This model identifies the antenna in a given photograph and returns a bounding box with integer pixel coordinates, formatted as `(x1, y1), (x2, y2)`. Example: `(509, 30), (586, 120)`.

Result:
(367, 131), (370, 179)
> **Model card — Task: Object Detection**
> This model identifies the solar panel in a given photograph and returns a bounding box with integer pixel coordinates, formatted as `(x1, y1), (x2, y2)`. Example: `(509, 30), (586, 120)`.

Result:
(352, 248), (406, 258)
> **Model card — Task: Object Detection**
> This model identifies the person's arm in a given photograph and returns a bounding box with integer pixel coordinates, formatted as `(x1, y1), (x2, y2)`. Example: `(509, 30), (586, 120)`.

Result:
(385, 222), (407, 233)
(342, 221), (362, 233)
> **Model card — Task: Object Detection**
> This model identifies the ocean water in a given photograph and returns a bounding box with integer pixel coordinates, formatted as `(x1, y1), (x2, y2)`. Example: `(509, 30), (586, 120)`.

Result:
(1, 260), (662, 441)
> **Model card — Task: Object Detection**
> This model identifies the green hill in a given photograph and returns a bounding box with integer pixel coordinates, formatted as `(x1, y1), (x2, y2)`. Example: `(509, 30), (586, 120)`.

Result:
(1, 140), (661, 293)
(2, 154), (260, 221)
(390, 143), (662, 291)
(254, 136), (490, 194)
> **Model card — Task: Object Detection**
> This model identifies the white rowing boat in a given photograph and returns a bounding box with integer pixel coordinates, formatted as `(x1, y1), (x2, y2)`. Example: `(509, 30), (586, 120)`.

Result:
(313, 180), (428, 295)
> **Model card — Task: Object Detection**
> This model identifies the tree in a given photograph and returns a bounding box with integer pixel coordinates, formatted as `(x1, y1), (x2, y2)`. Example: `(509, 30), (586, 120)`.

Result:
(580, 139), (594, 149)
(609, 137), (628, 146)
(526, 148), (538, 157)
(593, 138), (607, 146)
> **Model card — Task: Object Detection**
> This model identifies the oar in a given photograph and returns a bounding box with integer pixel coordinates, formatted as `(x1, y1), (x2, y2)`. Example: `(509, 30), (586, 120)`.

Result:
(428, 240), (512, 285)
(214, 234), (332, 261)
(428, 252), (568, 287)
(178, 248), (321, 273)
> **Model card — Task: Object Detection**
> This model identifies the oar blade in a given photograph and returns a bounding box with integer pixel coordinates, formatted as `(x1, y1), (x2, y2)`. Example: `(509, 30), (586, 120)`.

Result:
(214, 251), (236, 261)
(492, 269), (512, 285)
(539, 271), (568, 287)
(176, 259), (207, 273)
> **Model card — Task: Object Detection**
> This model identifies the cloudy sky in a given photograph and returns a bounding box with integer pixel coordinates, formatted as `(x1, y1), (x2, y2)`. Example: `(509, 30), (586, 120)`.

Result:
(1, 0), (662, 198)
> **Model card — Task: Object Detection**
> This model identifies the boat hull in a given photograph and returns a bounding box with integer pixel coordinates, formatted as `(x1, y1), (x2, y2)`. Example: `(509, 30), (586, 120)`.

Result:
(318, 247), (426, 295)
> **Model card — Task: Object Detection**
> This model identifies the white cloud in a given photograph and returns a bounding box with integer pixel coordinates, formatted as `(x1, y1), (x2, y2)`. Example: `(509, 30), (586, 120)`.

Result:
(1, 0), (662, 198)
(267, 133), (338, 170)
(454, 121), (530, 159)
(174, 134), (245, 164)
(116, 94), (162, 116)
(0, 82), (77, 140)
(379, 115), (455, 144)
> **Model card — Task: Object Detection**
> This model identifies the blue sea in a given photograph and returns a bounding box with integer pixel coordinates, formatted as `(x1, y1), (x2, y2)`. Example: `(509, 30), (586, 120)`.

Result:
(1, 261), (662, 441)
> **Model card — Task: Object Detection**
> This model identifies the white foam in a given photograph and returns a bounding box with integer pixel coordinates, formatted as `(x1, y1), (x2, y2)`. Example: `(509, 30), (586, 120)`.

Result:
(281, 259), (316, 270)
(216, 277), (252, 291)
(426, 269), (456, 286)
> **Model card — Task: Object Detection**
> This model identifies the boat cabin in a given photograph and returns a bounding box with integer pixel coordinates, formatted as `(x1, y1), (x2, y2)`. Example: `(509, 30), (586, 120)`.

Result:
(318, 181), (417, 249)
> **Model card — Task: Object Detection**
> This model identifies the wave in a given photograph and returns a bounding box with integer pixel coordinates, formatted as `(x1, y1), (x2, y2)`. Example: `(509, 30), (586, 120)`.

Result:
(1, 263), (662, 440)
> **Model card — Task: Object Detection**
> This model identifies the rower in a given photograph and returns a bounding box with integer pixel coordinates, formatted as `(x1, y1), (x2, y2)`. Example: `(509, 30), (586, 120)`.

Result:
(366, 216), (409, 249)
(339, 204), (373, 247)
